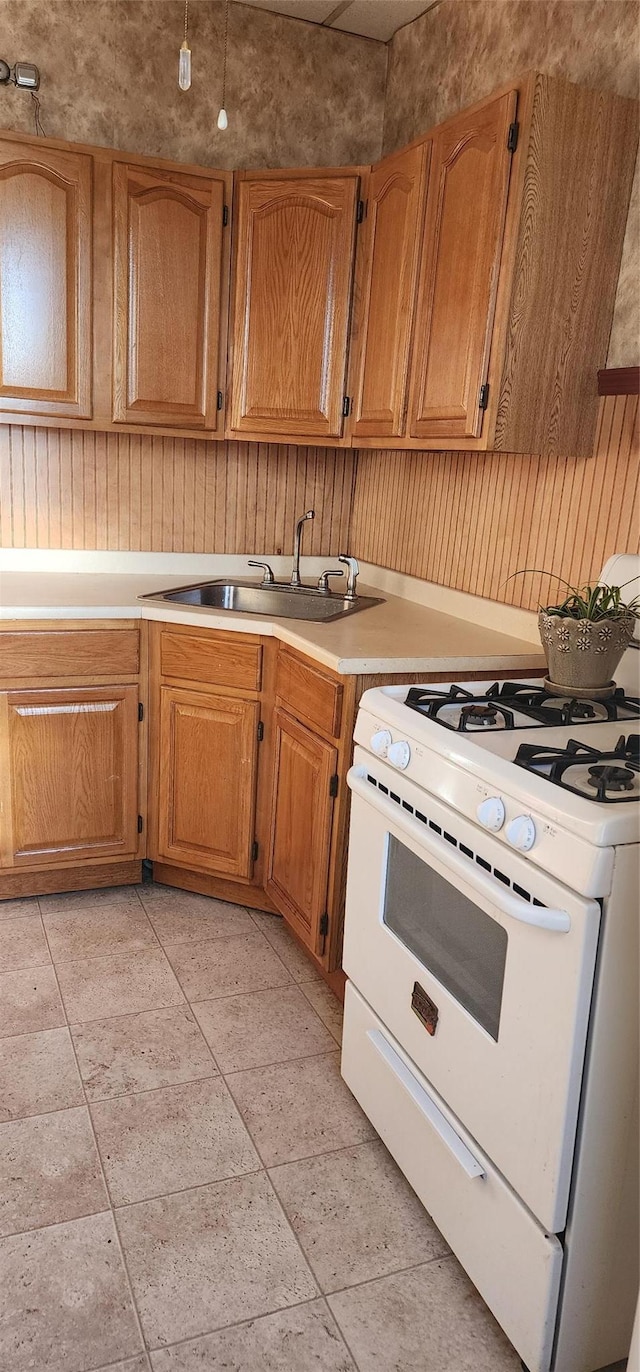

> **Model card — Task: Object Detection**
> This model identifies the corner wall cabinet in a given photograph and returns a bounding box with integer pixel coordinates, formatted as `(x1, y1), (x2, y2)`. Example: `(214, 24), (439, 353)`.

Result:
(228, 171), (361, 440)
(1, 68), (634, 454)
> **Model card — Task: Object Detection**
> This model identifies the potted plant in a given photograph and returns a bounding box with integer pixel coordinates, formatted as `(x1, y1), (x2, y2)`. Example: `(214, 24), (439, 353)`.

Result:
(511, 574), (639, 698)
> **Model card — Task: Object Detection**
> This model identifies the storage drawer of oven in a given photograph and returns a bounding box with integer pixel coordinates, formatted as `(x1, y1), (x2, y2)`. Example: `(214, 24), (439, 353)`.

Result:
(342, 982), (562, 1372)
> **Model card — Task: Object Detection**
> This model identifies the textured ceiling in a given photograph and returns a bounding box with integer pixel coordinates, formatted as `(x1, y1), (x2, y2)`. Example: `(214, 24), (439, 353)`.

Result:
(237, 0), (438, 43)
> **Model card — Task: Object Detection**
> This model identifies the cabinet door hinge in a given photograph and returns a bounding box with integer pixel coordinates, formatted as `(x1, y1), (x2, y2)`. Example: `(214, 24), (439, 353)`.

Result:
(342, 396), (351, 418)
(319, 911), (329, 954)
(137, 814), (144, 833)
(507, 121), (519, 153)
(216, 389), (223, 411)
(479, 382), (490, 411)
(329, 773), (339, 798)
(257, 720), (264, 742)
(138, 702), (144, 722)
(223, 203), (229, 226)
(251, 840), (259, 863)
(356, 198), (366, 224)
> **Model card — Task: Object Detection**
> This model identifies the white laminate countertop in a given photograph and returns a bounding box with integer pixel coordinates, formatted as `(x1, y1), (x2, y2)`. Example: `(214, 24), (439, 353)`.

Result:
(0, 553), (546, 677)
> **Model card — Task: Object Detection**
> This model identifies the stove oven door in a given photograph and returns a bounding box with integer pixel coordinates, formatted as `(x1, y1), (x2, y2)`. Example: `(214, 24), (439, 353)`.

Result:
(343, 749), (602, 1234)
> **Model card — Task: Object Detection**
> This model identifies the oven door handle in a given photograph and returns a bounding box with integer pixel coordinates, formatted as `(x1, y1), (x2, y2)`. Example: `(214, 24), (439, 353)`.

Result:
(347, 767), (571, 934)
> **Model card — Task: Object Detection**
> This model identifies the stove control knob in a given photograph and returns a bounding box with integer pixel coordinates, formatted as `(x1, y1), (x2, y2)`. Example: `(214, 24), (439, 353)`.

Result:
(506, 815), (536, 851)
(370, 729), (392, 757)
(387, 740), (411, 770)
(476, 797), (505, 831)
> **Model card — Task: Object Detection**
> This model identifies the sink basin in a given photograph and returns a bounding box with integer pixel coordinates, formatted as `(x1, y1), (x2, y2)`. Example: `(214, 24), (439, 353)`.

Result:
(140, 579), (384, 622)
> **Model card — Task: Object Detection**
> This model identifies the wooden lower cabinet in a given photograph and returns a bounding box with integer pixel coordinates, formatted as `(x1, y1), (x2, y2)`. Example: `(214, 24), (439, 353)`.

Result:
(265, 708), (338, 958)
(156, 685), (260, 878)
(0, 684), (139, 866)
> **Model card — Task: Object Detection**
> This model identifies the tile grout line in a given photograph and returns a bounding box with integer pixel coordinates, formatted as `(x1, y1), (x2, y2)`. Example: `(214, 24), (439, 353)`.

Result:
(37, 909), (151, 1367)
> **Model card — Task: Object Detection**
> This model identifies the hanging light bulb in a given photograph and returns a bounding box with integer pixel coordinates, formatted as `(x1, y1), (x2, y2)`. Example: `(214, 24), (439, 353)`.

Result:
(217, 0), (229, 129)
(178, 0), (191, 91)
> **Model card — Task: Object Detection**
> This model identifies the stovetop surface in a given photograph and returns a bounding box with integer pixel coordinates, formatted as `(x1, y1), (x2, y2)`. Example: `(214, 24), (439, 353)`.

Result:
(360, 680), (640, 831)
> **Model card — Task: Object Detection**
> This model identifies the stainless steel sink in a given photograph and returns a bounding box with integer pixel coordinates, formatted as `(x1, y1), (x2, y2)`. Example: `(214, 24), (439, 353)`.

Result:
(140, 579), (384, 622)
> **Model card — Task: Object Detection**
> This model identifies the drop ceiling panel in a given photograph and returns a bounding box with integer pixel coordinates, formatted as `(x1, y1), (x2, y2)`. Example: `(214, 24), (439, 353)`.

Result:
(239, 0), (340, 22)
(237, 0), (437, 41)
(330, 1), (434, 42)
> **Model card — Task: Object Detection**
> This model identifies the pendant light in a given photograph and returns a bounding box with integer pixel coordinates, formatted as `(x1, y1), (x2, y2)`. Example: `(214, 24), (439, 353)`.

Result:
(217, 0), (229, 129)
(178, 0), (191, 91)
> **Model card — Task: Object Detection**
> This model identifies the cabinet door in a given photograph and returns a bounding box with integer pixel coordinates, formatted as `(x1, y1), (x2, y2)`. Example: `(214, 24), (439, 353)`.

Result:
(266, 708), (337, 956)
(229, 175), (359, 438)
(408, 90), (517, 441)
(0, 687), (138, 866)
(113, 163), (225, 430)
(0, 139), (92, 418)
(157, 687), (259, 877)
(351, 144), (429, 438)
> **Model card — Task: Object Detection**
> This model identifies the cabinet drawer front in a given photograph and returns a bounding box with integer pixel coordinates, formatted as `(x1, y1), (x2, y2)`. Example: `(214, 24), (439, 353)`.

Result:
(159, 630), (262, 692)
(275, 649), (342, 739)
(0, 630), (139, 681)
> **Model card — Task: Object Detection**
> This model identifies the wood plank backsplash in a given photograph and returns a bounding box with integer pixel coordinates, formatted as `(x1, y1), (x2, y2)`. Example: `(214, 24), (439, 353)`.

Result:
(351, 394), (639, 611)
(0, 429), (356, 557)
(0, 397), (637, 618)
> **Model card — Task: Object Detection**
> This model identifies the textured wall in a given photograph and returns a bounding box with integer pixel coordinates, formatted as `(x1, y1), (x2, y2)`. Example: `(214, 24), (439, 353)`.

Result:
(0, 428), (355, 555)
(384, 0), (639, 366)
(351, 395), (640, 611)
(0, 0), (386, 168)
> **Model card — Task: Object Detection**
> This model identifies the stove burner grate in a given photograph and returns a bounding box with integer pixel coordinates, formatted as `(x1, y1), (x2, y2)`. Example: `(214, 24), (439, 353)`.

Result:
(404, 682), (640, 731)
(514, 734), (639, 802)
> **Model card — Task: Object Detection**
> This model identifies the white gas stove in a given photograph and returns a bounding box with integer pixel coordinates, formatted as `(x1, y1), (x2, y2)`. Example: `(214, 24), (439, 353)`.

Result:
(341, 556), (639, 1372)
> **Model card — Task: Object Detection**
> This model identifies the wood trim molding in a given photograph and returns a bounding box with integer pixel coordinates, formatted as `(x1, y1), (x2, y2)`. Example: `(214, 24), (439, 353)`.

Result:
(597, 367), (640, 395)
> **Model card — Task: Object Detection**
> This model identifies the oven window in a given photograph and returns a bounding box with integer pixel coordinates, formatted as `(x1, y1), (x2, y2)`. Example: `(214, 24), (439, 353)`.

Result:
(382, 836), (507, 1040)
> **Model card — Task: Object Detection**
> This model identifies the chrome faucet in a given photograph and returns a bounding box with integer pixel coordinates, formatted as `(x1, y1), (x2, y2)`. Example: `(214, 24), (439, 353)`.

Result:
(291, 509), (314, 587)
(338, 554), (359, 599)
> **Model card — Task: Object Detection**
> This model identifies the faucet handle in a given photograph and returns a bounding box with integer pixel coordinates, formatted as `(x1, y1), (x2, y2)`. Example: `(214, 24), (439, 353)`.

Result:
(248, 560), (275, 585)
(338, 554), (359, 598)
(317, 569), (344, 593)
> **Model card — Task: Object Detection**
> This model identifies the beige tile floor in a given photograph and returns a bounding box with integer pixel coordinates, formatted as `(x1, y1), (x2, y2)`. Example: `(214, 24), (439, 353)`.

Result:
(0, 881), (527, 1372)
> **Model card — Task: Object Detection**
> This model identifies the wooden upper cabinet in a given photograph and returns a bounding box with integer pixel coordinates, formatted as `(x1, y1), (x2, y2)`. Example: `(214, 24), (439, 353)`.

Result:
(408, 89), (517, 441)
(0, 139), (92, 419)
(1, 686), (138, 866)
(112, 162), (226, 431)
(229, 173), (359, 439)
(351, 144), (429, 438)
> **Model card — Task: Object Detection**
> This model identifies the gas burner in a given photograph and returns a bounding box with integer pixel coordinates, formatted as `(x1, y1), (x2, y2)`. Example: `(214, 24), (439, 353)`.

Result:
(404, 683), (640, 732)
(587, 765), (636, 796)
(515, 734), (640, 803)
(459, 704), (499, 728)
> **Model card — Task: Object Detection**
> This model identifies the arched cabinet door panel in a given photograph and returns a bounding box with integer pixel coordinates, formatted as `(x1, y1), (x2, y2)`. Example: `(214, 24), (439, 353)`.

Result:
(0, 140), (92, 418)
(112, 163), (226, 430)
(408, 89), (517, 441)
(351, 143), (429, 439)
(229, 174), (359, 438)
